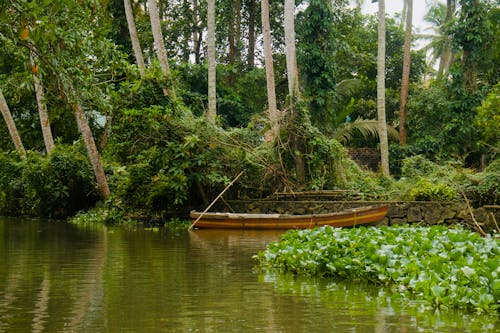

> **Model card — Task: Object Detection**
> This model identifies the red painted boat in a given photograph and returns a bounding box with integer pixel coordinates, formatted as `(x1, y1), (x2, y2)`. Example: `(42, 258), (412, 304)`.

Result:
(190, 205), (388, 230)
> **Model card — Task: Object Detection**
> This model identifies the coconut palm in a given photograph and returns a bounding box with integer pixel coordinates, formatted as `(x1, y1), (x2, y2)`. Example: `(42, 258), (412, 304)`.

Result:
(399, 0), (412, 145)
(124, 0), (146, 77)
(0, 89), (26, 158)
(147, 0), (176, 98)
(375, 0), (390, 176)
(207, 0), (216, 121)
(419, 1), (455, 79)
(261, 0), (279, 138)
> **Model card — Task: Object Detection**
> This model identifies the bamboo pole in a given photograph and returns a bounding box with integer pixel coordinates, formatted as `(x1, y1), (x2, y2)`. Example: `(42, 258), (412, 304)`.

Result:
(189, 170), (244, 230)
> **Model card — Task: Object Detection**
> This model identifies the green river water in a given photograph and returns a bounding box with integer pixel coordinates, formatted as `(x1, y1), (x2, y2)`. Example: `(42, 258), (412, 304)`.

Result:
(0, 217), (498, 332)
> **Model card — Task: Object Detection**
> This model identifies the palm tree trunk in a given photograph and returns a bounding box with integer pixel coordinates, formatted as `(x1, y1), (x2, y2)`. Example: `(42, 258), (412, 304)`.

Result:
(284, 0), (304, 183)
(377, 0), (390, 176)
(65, 83), (110, 199)
(284, 0), (299, 106)
(30, 52), (55, 154)
(148, 0), (176, 98)
(124, 0), (146, 77)
(398, 0), (412, 145)
(261, 0), (278, 139)
(207, 0), (216, 121)
(73, 101), (110, 199)
(247, 0), (256, 68)
(192, 0), (201, 64)
(0, 89), (26, 159)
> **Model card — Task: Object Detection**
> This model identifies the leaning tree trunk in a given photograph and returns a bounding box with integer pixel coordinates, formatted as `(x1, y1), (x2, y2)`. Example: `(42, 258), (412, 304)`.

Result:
(148, 0), (176, 98)
(377, 0), (390, 176)
(67, 84), (110, 199)
(261, 0), (278, 139)
(30, 52), (55, 154)
(398, 0), (412, 145)
(0, 89), (26, 159)
(124, 0), (146, 77)
(207, 0), (216, 121)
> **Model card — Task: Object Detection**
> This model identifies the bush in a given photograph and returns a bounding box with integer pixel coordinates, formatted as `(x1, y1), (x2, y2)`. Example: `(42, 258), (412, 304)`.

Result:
(0, 145), (100, 218)
(409, 179), (458, 201)
(0, 152), (24, 215)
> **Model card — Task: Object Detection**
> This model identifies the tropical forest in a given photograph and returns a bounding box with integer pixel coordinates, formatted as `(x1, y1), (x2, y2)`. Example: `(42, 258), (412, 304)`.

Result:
(0, 0), (499, 330)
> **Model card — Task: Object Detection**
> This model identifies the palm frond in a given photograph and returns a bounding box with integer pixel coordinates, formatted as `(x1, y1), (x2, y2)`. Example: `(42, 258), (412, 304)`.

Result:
(333, 118), (399, 144)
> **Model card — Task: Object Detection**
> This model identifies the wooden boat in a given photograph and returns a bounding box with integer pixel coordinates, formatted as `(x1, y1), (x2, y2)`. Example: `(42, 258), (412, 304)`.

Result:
(190, 205), (389, 230)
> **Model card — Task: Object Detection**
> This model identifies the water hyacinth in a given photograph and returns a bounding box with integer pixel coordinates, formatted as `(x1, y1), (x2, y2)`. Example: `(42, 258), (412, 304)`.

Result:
(256, 225), (500, 313)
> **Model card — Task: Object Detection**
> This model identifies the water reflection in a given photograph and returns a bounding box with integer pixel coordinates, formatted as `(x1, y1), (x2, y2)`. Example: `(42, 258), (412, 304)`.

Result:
(0, 218), (498, 332)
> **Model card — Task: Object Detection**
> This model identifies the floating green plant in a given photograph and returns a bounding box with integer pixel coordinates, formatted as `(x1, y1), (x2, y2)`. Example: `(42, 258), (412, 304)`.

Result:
(255, 225), (500, 313)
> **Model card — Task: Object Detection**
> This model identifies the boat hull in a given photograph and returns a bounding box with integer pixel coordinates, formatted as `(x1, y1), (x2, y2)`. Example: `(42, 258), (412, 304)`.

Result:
(190, 205), (388, 230)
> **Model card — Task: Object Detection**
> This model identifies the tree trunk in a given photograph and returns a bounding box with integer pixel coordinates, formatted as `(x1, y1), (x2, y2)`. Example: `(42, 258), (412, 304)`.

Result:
(261, 0), (278, 139)
(192, 0), (201, 64)
(247, 0), (256, 68)
(377, 0), (390, 176)
(284, 0), (299, 106)
(30, 52), (55, 154)
(124, 0), (146, 77)
(148, 0), (176, 98)
(228, 0), (241, 65)
(66, 83), (110, 199)
(73, 101), (110, 199)
(207, 0), (217, 121)
(284, 0), (304, 183)
(398, 0), (412, 145)
(0, 89), (26, 159)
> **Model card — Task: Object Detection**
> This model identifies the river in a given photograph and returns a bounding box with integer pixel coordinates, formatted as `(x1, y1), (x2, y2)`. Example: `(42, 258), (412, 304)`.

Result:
(0, 217), (498, 332)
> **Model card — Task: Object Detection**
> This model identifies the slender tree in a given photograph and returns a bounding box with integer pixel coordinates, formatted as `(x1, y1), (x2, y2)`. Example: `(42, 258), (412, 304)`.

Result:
(30, 52), (55, 154)
(246, 0), (257, 68)
(0, 89), (26, 159)
(376, 0), (390, 176)
(207, 0), (217, 121)
(124, 0), (146, 77)
(71, 92), (110, 199)
(191, 0), (202, 64)
(284, 0), (299, 106)
(398, 0), (412, 145)
(261, 0), (278, 138)
(148, 0), (176, 98)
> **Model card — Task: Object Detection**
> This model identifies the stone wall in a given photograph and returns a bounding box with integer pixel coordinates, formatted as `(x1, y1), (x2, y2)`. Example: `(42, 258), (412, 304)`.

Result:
(221, 200), (499, 233)
(348, 148), (380, 171)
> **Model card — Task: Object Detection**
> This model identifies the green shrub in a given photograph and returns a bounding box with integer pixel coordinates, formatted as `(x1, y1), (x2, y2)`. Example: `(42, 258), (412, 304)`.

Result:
(0, 145), (100, 218)
(409, 179), (458, 201)
(21, 145), (100, 218)
(0, 152), (24, 215)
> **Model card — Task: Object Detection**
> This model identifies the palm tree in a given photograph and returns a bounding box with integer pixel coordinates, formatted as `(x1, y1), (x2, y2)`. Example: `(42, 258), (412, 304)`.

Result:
(124, 0), (146, 77)
(207, 0), (216, 121)
(284, 0), (299, 107)
(399, 0), (412, 145)
(0, 89), (26, 159)
(66, 84), (110, 199)
(147, 0), (176, 98)
(261, 0), (278, 138)
(376, 0), (390, 176)
(30, 51), (55, 154)
(420, 1), (455, 79)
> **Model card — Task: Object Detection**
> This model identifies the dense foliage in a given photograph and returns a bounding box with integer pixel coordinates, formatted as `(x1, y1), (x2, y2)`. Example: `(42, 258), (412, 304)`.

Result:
(0, 146), (99, 218)
(0, 0), (498, 220)
(256, 225), (500, 313)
